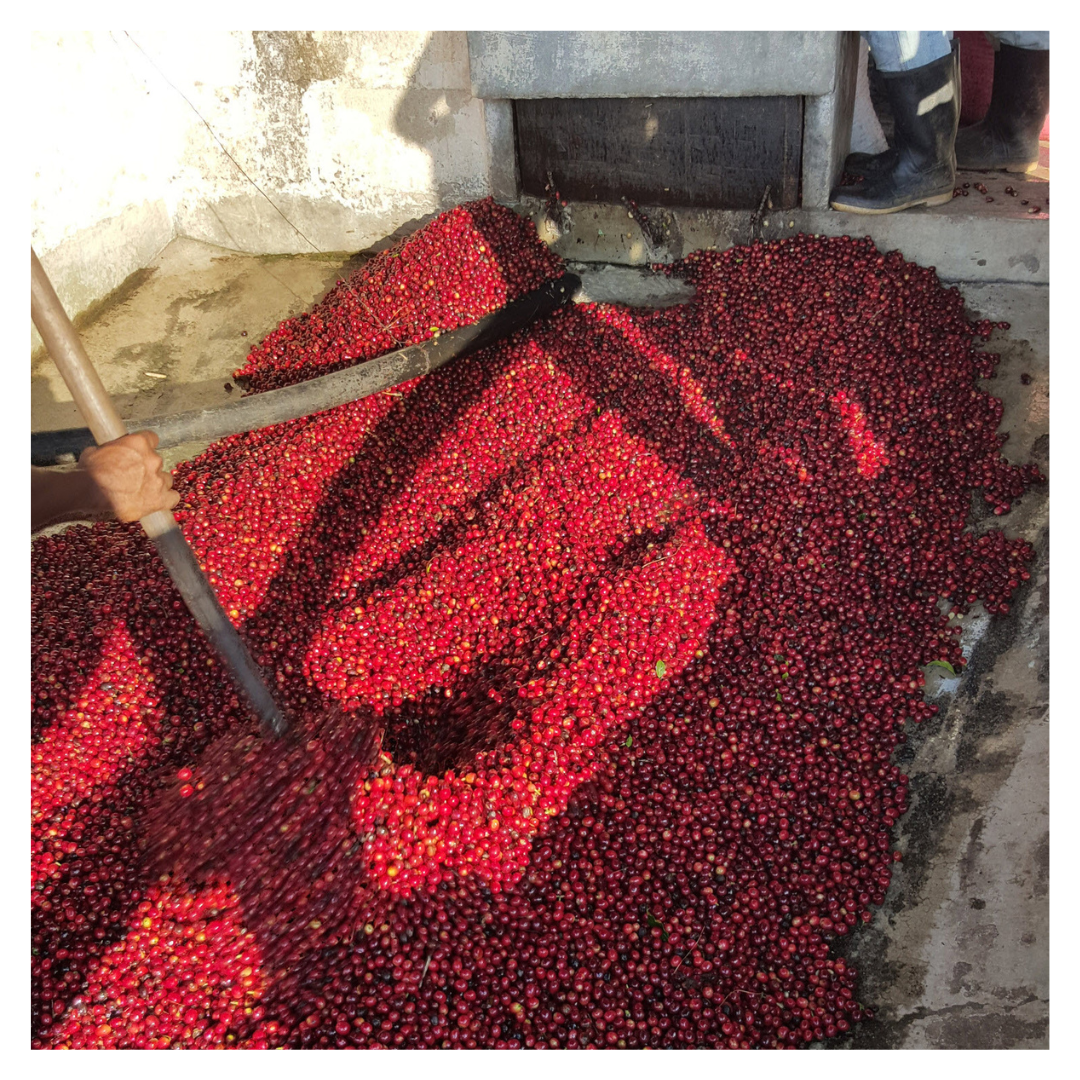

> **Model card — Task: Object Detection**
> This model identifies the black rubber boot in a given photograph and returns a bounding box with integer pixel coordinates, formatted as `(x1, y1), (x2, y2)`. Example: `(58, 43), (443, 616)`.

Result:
(843, 147), (897, 178)
(831, 47), (959, 214)
(954, 43), (1049, 173)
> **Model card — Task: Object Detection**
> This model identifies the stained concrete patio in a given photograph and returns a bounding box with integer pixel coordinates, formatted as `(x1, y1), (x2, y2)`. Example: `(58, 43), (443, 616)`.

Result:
(30, 221), (1049, 1050)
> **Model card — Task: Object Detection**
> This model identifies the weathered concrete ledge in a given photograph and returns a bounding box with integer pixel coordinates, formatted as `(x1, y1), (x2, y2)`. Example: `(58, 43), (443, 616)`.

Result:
(518, 170), (1049, 285)
(468, 31), (842, 98)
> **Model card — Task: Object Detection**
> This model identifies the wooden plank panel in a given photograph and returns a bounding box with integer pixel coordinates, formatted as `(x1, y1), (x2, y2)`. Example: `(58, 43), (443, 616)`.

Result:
(515, 96), (803, 210)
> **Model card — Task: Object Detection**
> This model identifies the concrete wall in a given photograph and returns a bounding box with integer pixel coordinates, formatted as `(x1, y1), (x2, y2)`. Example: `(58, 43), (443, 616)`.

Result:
(31, 32), (181, 337)
(30, 30), (855, 339)
(31, 31), (501, 342)
(166, 31), (496, 254)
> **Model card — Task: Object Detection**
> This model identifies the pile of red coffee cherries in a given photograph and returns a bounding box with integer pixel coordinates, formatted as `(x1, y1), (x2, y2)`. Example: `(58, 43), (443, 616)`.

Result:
(233, 198), (565, 393)
(32, 204), (1039, 1049)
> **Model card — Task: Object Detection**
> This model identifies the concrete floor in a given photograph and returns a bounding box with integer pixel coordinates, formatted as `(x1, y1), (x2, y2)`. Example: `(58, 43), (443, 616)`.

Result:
(836, 281), (1049, 1049)
(30, 231), (1049, 1050)
(30, 240), (368, 471)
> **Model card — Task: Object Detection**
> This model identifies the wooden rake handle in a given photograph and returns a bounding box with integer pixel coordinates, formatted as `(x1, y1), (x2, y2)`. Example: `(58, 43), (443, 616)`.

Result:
(31, 248), (289, 738)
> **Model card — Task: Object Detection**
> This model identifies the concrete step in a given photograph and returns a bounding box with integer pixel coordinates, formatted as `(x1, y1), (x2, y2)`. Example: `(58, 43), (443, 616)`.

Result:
(520, 169), (1049, 284)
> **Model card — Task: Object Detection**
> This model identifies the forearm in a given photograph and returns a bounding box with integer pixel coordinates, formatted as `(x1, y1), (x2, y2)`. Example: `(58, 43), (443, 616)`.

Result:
(31, 466), (108, 532)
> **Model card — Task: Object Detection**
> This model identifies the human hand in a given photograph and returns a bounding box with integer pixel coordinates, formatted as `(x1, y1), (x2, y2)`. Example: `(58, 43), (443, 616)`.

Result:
(77, 430), (179, 522)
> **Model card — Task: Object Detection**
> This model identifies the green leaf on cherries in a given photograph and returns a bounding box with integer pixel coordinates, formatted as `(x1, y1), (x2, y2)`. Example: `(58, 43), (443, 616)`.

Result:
(927, 660), (958, 676)
(655, 660), (667, 678)
(645, 911), (669, 941)
(625, 735), (633, 748)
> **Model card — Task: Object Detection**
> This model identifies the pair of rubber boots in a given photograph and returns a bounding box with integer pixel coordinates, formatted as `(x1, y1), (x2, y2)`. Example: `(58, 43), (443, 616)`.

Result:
(831, 43), (1049, 215)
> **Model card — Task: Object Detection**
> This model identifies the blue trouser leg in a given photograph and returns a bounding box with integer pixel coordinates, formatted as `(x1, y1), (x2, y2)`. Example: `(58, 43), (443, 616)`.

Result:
(863, 31), (952, 73)
(990, 32), (1049, 51)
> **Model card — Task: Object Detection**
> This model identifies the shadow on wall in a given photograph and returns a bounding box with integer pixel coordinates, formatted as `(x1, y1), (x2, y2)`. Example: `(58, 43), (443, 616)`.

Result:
(213, 31), (494, 252)
(390, 31), (494, 216)
(164, 31), (494, 256)
(222, 30), (361, 254)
